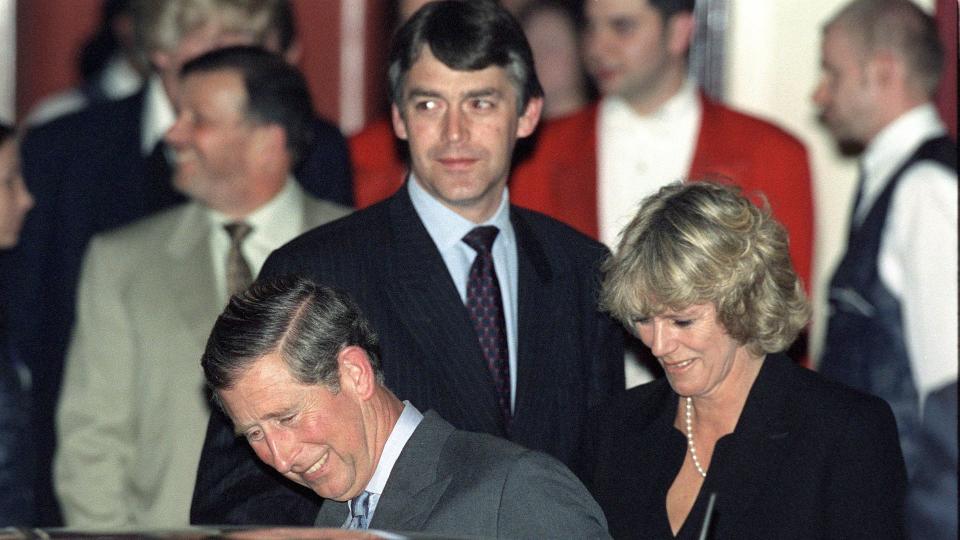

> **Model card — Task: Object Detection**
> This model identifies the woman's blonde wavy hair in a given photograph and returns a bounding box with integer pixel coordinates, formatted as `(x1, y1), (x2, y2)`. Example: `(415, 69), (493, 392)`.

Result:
(601, 181), (810, 356)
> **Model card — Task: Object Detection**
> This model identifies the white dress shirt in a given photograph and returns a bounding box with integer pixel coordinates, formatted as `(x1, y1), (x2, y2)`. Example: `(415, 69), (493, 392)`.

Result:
(342, 401), (425, 528)
(597, 78), (701, 249)
(207, 178), (306, 304)
(857, 103), (958, 408)
(407, 177), (520, 409)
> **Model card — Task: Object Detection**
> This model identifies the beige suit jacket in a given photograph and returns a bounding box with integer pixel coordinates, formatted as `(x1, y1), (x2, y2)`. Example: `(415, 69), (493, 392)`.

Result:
(54, 186), (349, 528)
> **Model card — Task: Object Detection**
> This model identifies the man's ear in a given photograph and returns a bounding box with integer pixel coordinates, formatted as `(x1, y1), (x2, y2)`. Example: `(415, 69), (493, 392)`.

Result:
(391, 104), (409, 141)
(337, 346), (376, 400)
(516, 96), (543, 138)
(665, 12), (695, 58)
(866, 50), (900, 90)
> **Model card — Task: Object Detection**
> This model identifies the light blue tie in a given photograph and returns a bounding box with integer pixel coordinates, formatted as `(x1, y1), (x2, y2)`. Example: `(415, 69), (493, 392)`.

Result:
(346, 490), (372, 529)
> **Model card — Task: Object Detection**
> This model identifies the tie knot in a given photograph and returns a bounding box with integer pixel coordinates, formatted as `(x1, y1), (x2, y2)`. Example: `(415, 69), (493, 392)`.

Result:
(224, 221), (253, 244)
(463, 226), (499, 253)
(348, 490), (372, 528)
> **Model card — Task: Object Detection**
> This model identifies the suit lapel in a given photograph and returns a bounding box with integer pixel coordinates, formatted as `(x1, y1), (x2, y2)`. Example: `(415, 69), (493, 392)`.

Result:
(381, 189), (504, 433)
(370, 412), (455, 531)
(510, 210), (560, 427)
(166, 204), (222, 333)
(314, 499), (348, 528)
(706, 356), (795, 530)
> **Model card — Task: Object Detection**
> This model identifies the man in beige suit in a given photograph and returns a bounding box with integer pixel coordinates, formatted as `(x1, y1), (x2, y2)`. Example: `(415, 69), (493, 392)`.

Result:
(55, 46), (350, 529)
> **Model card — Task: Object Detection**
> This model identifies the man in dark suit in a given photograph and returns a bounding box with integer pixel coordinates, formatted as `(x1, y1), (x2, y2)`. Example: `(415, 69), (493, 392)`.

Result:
(5, 0), (351, 525)
(201, 276), (610, 537)
(191, 0), (624, 525)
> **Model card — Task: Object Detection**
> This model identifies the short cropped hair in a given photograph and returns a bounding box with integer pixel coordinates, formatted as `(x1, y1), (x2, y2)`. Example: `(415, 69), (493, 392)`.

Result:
(134, 0), (279, 56)
(826, 0), (943, 96)
(180, 45), (314, 166)
(647, 0), (696, 21)
(388, 0), (544, 115)
(601, 181), (810, 356)
(202, 276), (385, 401)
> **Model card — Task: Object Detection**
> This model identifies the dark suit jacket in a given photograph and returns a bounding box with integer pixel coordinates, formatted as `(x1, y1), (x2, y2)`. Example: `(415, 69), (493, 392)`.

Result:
(312, 410), (610, 537)
(580, 354), (907, 540)
(509, 94), (814, 289)
(191, 185), (625, 525)
(3, 88), (352, 525)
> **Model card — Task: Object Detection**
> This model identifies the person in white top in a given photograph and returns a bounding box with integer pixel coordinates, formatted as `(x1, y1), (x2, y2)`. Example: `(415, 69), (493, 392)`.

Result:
(813, 2), (956, 535)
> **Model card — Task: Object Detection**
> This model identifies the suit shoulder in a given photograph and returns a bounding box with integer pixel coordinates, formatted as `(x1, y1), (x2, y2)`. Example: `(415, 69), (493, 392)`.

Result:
(778, 359), (897, 431)
(704, 99), (807, 154)
(513, 206), (607, 251)
(90, 204), (191, 250)
(274, 199), (389, 257)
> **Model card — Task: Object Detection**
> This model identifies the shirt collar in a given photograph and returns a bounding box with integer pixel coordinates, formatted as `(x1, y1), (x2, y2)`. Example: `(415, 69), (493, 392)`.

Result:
(141, 74), (176, 155)
(206, 177), (302, 245)
(365, 401), (424, 496)
(407, 174), (512, 251)
(863, 103), (946, 182)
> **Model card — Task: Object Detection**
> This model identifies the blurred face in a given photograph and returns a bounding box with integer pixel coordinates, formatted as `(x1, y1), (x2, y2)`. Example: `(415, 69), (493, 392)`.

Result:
(220, 352), (375, 502)
(525, 8), (583, 109)
(165, 70), (265, 213)
(392, 46), (542, 223)
(584, 0), (686, 108)
(634, 303), (753, 398)
(0, 139), (34, 249)
(813, 25), (880, 145)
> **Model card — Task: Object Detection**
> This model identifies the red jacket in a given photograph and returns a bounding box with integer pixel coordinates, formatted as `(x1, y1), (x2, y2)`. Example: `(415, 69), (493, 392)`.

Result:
(510, 94), (814, 288)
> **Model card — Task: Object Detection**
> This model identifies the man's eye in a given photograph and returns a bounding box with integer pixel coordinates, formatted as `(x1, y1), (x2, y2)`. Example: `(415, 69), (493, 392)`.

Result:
(632, 316), (651, 325)
(279, 414), (296, 426)
(471, 99), (494, 111)
(245, 429), (264, 442)
(674, 319), (693, 328)
(414, 100), (439, 111)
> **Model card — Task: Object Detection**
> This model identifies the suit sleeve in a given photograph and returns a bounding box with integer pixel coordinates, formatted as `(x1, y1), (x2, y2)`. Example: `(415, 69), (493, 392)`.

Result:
(497, 451), (612, 539)
(823, 395), (908, 538)
(54, 237), (138, 527)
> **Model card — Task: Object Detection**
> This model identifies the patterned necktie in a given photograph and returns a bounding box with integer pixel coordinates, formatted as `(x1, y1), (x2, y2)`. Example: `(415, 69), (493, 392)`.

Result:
(346, 490), (372, 529)
(463, 226), (511, 426)
(223, 222), (254, 297)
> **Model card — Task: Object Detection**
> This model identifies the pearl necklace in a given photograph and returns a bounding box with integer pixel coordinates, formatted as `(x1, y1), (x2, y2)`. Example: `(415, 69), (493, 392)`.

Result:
(684, 397), (707, 478)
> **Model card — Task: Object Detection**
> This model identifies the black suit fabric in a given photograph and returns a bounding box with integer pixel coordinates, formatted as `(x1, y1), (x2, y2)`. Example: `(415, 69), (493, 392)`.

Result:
(190, 185), (625, 525)
(581, 354), (907, 540)
(4, 88), (352, 525)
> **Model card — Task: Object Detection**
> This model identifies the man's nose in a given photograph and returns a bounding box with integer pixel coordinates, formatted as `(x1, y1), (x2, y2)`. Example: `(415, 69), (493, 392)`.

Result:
(443, 107), (467, 143)
(812, 79), (829, 108)
(266, 431), (300, 474)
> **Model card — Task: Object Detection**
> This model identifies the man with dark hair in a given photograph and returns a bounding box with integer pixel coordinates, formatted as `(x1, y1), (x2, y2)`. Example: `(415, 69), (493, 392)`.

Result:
(6, 1), (353, 524)
(508, 0), (815, 385)
(814, 2), (956, 537)
(54, 46), (349, 529)
(202, 276), (610, 536)
(191, 0), (624, 526)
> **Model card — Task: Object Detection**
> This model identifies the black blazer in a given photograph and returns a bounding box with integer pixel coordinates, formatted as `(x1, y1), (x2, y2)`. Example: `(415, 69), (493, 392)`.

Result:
(580, 354), (907, 540)
(4, 88), (352, 525)
(190, 185), (625, 525)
